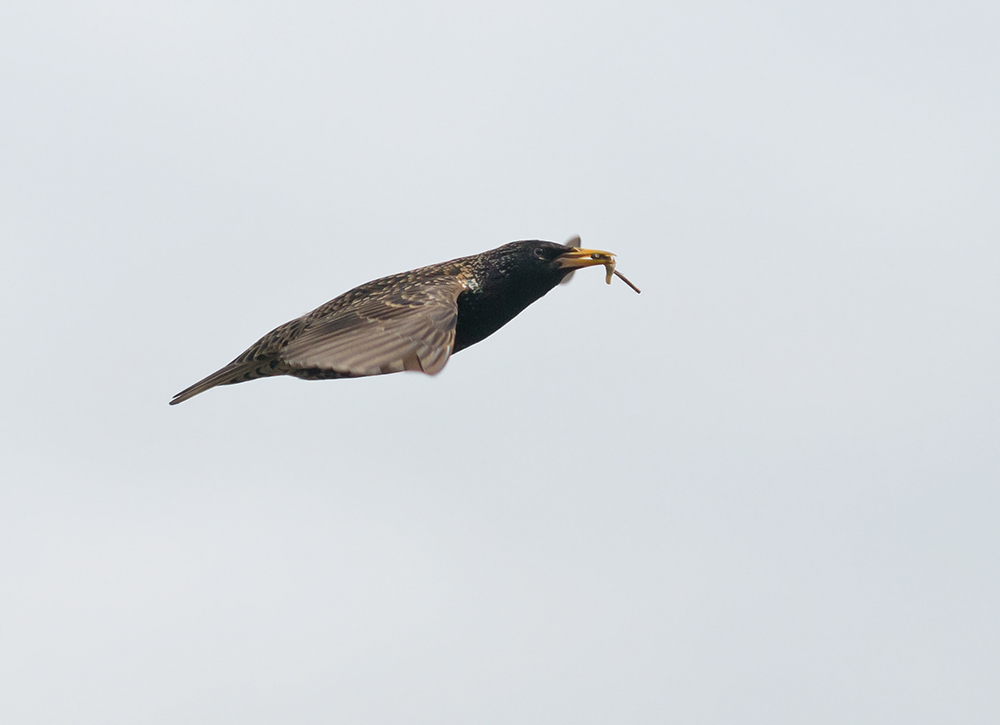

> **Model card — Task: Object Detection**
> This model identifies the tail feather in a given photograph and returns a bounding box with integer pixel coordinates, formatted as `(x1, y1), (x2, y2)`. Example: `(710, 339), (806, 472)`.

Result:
(169, 361), (260, 405)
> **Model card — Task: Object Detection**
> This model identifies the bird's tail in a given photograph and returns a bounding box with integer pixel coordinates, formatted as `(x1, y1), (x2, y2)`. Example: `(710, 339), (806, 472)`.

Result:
(169, 358), (280, 405)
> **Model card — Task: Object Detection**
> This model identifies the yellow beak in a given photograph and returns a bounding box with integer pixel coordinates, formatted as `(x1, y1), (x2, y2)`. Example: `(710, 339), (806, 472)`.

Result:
(555, 247), (618, 284)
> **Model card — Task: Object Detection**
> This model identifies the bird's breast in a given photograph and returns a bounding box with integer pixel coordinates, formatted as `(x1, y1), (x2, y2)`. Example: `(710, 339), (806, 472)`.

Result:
(452, 280), (552, 353)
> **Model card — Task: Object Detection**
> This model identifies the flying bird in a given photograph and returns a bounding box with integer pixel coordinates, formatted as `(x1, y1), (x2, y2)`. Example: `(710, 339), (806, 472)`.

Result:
(170, 237), (639, 405)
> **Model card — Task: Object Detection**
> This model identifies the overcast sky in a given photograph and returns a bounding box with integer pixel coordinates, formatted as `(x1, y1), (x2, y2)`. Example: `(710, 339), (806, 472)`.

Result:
(1, 2), (998, 723)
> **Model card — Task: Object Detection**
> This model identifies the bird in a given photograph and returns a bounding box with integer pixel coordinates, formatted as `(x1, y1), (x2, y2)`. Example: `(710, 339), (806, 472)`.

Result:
(169, 237), (639, 405)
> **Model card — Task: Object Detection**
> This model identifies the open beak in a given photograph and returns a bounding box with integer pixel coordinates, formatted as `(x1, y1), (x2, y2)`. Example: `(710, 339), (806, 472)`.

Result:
(555, 247), (618, 284)
(555, 247), (616, 269)
(554, 246), (642, 293)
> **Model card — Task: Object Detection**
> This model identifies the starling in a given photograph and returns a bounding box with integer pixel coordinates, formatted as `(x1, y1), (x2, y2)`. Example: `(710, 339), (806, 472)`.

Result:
(170, 237), (638, 405)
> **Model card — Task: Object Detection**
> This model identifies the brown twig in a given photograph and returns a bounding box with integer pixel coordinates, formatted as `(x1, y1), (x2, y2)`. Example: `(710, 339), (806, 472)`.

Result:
(613, 268), (641, 294)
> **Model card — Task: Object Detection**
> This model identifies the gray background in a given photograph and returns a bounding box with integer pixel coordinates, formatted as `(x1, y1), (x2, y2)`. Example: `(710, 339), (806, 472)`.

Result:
(1, 2), (997, 723)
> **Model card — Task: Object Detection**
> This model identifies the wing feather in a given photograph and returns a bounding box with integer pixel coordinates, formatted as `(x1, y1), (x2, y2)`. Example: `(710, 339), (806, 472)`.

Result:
(280, 277), (462, 376)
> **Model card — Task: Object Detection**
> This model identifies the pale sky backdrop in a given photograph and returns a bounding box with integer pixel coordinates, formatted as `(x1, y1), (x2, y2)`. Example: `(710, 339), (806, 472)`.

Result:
(1, 2), (998, 723)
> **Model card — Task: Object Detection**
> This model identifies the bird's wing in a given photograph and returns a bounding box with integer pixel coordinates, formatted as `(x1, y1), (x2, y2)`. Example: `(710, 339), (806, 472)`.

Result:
(280, 277), (462, 376)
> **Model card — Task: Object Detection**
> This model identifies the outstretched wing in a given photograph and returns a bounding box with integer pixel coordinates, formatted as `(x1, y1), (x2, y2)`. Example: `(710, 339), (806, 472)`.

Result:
(280, 276), (463, 376)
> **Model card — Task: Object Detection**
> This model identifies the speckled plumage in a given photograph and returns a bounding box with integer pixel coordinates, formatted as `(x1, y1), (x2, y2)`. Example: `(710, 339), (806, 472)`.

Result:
(170, 238), (622, 405)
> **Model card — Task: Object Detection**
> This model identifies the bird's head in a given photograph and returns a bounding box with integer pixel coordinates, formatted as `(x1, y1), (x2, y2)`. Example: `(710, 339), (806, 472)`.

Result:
(465, 238), (639, 311)
(492, 238), (621, 286)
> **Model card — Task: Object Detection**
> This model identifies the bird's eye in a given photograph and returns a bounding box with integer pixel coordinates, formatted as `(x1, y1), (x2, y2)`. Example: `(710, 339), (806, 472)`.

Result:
(533, 247), (546, 259)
